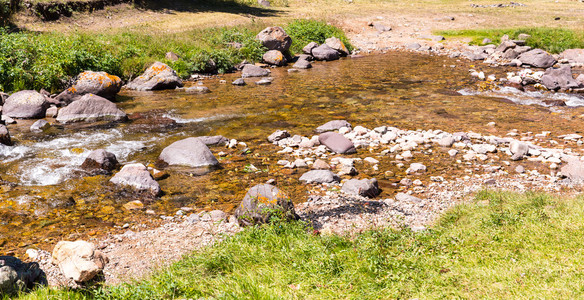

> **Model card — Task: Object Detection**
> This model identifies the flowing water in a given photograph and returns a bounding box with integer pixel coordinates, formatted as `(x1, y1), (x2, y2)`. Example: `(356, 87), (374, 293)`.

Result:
(2, 52), (584, 255)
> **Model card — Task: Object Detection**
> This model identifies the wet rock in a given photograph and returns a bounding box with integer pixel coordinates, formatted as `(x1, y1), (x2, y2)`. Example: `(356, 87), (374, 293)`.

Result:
(159, 137), (219, 168)
(268, 130), (290, 143)
(0, 92), (8, 105)
(56, 94), (127, 123)
(256, 78), (273, 85)
(232, 78), (246, 86)
(123, 200), (144, 210)
(319, 132), (357, 154)
(299, 170), (340, 184)
(303, 42), (319, 55)
(30, 119), (50, 133)
(543, 99), (566, 106)
(45, 106), (58, 118)
(406, 163), (426, 174)
(510, 140), (529, 160)
(395, 192), (422, 202)
(517, 49), (556, 68)
(186, 86), (211, 94)
(234, 184), (297, 226)
(165, 51), (180, 61)
(540, 65), (581, 91)
(0, 256), (46, 295)
(127, 62), (183, 91)
(0, 125), (11, 146)
(341, 178), (380, 198)
(110, 163), (161, 195)
(263, 50), (287, 66)
(311, 44), (340, 61)
(256, 27), (292, 52)
(81, 149), (119, 174)
(3, 90), (49, 119)
(293, 59), (312, 69)
(52, 240), (108, 283)
(241, 64), (270, 78)
(55, 71), (122, 104)
(560, 49), (584, 64)
(315, 120), (352, 133)
(325, 37), (349, 56)
(195, 135), (229, 146)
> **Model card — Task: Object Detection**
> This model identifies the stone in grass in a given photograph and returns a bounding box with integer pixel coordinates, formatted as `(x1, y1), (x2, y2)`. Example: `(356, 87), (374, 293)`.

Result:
(341, 178), (380, 198)
(234, 184), (298, 226)
(51, 240), (108, 283)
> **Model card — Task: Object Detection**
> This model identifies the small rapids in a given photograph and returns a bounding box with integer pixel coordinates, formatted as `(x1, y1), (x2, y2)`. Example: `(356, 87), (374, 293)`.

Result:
(458, 86), (584, 107)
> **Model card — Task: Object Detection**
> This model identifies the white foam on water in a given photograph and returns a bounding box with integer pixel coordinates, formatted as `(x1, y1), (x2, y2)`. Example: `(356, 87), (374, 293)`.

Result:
(1, 129), (160, 186)
(162, 113), (249, 124)
(459, 87), (584, 107)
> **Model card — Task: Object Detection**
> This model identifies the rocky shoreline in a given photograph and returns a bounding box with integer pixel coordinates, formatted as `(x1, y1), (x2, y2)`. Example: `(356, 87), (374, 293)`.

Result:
(3, 22), (584, 293)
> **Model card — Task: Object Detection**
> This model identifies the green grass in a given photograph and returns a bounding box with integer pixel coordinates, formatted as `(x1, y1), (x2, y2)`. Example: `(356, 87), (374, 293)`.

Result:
(14, 190), (584, 299)
(439, 27), (584, 54)
(0, 18), (351, 93)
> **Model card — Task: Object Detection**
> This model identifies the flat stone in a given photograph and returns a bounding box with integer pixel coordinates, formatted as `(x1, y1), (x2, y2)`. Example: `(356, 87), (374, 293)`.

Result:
(341, 178), (380, 197)
(318, 132), (356, 154)
(56, 94), (126, 123)
(517, 49), (557, 68)
(315, 120), (352, 133)
(299, 170), (340, 184)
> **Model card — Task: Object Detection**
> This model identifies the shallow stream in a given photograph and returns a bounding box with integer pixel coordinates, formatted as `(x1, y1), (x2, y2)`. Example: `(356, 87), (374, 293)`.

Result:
(2, 52), (584, 255)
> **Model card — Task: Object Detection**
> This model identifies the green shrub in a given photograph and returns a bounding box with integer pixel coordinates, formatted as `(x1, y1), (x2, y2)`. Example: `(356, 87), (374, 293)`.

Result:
(285, 19), (353, 54)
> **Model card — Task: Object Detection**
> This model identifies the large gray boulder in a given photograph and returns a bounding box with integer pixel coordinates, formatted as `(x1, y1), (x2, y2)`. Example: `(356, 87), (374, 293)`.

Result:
(81, 149), (119, 174)
(341, 178), (380, 198)
(127, 62), (183, 91)
(256, 27), (292, 52)
(3, 90), (49, 119)
(318, 132), (356, 154)
(0, 125), (11, 146)
(234, 184), (297, 226)
(315, 120), (352, 133)
(263, 50), (287, 66)
(540, 65), (581, 91)
(325, 37), (349, 56)
(517, 49), (556, 68)
(299, 170), (340, 184)
(311, 44), (340, 61)
(55, 71), (122, 104)
(159, 137), (219, 168)
(242, 64), (270, 78)
(0, 256), (46, 295)
(560, 49), (584, 64)
(56, 94), (127, 123)
(52, 240), (108, 283)
(110, 163), (161, 195)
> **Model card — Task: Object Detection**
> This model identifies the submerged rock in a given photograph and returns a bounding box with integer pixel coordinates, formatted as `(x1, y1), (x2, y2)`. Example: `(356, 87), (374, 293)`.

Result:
(232, 78), (246, 86)
(315, 120), (352, 133)
(241, 64), (270, 78)
(52, 240), (108, 283)
(81, 149), (119, 174)
(0, 256), (46, 295)
(195, 135), (229, 146)
(299, 170), (340, 184)
(0, 124), (11, 146)
(159, 137), (219, 168)
(30, 119), (50, 133)
(318, 132), (356, 154)
(186, 86), (211, 94)
(127, 62), (183, 91)
(234, 184), (297, 226)
(3, 90), (49, 119)
(55, 71), (122, 104)
(110, 163), (161, 195)
(56, 94), (127, 123)
(256, 27), (292, 52)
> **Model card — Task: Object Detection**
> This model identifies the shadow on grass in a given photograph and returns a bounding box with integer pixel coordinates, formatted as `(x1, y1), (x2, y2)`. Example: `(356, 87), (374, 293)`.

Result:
(134, 0), (281, 17)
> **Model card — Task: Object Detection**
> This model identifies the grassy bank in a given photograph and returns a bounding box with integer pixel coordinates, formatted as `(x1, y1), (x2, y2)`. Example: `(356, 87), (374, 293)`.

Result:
(16, 190), (584, 299)
(439, 27), (584, 54)
(0, 19), (351, 93)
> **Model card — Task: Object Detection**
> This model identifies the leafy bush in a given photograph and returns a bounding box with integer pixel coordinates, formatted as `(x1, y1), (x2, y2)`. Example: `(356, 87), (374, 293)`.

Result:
(285, 19), (353, 54)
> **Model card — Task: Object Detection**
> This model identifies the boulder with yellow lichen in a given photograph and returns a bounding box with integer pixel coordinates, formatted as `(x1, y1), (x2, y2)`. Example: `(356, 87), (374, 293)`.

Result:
(56, 71), (122, 104)
(126, 62), (183, 91)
